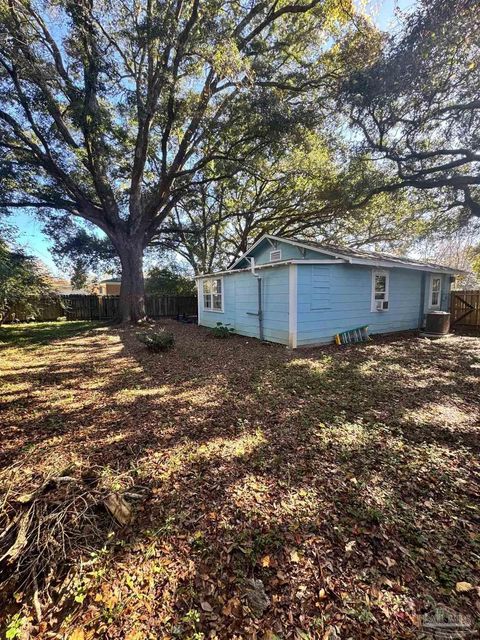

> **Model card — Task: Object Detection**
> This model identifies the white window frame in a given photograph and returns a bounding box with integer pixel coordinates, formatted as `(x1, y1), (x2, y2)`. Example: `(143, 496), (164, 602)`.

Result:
(371, 269), (390, 312)
(429, 275), (442, 309)
(202, 276), (224, 313)
(270, 249), (282, 262)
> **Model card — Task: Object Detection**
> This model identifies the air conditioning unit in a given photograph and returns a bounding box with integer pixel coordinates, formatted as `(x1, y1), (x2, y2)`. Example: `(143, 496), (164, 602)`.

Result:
(376, 300), (389, 311)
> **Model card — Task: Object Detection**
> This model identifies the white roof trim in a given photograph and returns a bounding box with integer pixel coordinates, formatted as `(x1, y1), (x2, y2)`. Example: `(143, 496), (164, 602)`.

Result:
(228, 233), (462, 275)
(346, 257), (458, 274)
(229, 234), (346, 270)
(194, 259), (344, 278)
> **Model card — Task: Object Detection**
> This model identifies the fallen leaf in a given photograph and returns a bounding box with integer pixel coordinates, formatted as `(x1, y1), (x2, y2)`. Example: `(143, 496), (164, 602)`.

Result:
(261, 555), (271, 567)
(290, 549), (300, 563)
(456, 581), (474, 593)
(69, 629), (85, 640)
(201, 600), (213, 612)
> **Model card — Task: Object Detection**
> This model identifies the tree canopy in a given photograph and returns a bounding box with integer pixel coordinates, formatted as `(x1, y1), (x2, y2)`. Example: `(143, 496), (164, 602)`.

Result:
(0, 241), (51, 322)
(2, 0), (479, 306)
(0, 0), (358, 320)
(341, 0), (480, 222)
(145, 266), (195, 295)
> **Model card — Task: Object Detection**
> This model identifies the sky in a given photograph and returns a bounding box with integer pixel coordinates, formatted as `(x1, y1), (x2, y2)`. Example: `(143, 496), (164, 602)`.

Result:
(6, 0), (415, 276)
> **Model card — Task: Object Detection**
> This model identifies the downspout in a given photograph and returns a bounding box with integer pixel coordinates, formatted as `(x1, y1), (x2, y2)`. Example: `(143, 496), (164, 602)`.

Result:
(246, 258), (264, 341)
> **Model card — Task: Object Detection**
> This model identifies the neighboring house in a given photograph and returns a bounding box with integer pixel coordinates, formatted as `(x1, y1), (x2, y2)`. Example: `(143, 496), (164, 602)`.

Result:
(47, 277), (91, 295)
(97, 278), (121, 296)
(196, 234), (463, 348)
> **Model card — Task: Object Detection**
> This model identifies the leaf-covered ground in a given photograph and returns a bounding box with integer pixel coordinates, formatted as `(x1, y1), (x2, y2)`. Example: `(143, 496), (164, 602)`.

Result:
(1, 321), (479, 639)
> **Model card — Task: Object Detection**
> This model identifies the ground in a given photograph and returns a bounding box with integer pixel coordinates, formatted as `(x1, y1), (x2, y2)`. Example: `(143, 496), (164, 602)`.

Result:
(0, 321), (479, 640)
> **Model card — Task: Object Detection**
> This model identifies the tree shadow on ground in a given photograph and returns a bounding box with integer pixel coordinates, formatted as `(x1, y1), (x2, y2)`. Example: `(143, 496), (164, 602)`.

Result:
(1, 322), (478, 638)
(0, 321), (106, 349)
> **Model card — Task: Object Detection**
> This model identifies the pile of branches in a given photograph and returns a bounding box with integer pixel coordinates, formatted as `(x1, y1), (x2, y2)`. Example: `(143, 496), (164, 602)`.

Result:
(0, 466), (147, 623)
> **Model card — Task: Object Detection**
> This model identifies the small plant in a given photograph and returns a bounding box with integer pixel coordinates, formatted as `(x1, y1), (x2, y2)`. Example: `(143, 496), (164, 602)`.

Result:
(5, 613), (27, 639)
(137, 329), (175, 352)
(210, 322), (234, 338)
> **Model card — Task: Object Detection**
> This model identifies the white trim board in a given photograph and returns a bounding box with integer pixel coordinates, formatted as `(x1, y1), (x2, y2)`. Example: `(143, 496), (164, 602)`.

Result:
(228, 233), (463, 275)
(194, 259), (345, 278)
(288, 264), (298, 349)
(230, 234), (346, 270)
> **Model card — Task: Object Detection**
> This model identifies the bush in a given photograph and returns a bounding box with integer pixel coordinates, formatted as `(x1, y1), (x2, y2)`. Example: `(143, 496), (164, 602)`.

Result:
(210, 322), (234, 338)
(137, 329), (175, 352)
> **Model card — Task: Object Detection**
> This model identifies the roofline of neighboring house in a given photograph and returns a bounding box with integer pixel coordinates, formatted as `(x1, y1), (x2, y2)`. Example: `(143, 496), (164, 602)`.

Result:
(225, 233), (466, 276)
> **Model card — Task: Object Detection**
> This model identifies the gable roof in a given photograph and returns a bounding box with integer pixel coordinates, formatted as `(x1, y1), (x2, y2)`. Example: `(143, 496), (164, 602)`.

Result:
(228, 234), (465, 275)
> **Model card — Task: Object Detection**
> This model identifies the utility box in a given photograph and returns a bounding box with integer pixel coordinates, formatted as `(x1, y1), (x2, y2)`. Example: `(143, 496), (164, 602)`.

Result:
(425, 311), (450, 335)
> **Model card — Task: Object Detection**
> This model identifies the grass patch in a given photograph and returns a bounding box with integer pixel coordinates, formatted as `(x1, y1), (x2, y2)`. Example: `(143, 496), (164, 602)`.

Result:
(0, 321), (101, 348)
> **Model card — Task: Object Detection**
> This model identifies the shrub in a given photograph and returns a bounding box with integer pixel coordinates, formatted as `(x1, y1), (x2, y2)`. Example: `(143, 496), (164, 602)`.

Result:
(137, 329), (175, 352)
(210, 322), (234, 338)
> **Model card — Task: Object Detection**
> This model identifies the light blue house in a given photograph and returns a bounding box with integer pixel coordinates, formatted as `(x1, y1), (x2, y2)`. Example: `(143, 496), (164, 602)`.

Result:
(196, 235), (459, 348)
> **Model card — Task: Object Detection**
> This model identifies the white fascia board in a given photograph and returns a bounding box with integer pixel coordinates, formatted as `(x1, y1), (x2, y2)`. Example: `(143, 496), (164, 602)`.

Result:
(194, 259), (345, 278)
(347, 257), (461, 275)
(228, 232), (464, 275)
(229, 233), (348, 270)
(264, 235), (347, 260)
(290, 259), (347, 265)
(195, 255), (462, 278)
(229, 234), (270, 270)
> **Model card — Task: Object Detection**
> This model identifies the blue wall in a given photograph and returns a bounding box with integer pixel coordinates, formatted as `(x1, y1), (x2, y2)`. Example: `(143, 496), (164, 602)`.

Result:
(198, 266), (290, 344)
(199, 237), (453, 347)
(296, 264), (451, 346)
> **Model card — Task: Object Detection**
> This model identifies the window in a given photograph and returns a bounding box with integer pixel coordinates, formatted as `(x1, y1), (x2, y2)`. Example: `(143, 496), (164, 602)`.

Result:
(270, 249), (282, 262)
(371, 270), (389, 312)
(430, 276), (442, 308)
(203, 277), (223, 312)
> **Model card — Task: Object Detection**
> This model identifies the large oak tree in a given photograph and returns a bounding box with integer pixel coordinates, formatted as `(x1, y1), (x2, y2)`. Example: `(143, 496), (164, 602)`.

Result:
(0, 0), (355, 321)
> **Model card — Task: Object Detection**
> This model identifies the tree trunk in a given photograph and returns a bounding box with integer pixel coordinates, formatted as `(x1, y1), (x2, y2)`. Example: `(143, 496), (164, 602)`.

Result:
(116, 238), (146, 323)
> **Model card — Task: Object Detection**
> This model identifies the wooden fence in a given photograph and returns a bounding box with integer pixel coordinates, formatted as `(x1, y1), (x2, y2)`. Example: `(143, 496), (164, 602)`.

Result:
(8, 294), (197, 322)
(450, 290), (480, 330)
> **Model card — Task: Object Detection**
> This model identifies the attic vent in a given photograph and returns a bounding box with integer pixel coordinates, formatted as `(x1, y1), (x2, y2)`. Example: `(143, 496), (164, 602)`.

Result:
(270, 249), (282, 262)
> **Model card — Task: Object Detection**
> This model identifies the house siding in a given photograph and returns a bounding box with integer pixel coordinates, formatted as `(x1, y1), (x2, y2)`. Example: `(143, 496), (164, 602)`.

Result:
(198, 237), (455, 348)
(236, 240), (332, 267)
(198, 266), (290, 344)
(296, 264), (450, 346)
